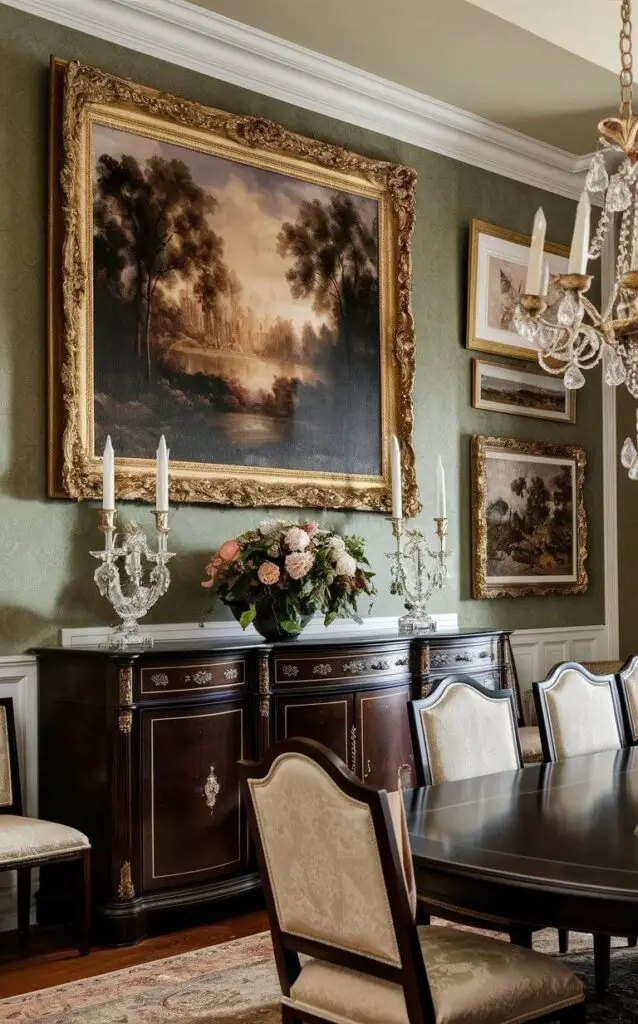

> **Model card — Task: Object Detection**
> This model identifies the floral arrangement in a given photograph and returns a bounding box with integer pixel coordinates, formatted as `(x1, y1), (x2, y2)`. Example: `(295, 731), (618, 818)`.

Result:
(202, 519), (376, 639)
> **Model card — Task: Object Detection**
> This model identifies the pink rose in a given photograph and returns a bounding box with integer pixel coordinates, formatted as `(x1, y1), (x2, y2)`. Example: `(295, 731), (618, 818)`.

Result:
(201, 555), (223, 588)
(302, 521), (319, 536)
(257, 561), (281, 586)
(285, 551), (315, 580)
(218, 539), (240, 562)
(284, 526), (310, 552)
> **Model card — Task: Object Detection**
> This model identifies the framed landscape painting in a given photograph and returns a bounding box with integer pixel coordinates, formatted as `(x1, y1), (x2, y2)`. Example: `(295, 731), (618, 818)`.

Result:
(467, 220), (569, 361)
(471, 435), (587, 598)
(47, 59), (418, 513)
(472, 359), (576, 424)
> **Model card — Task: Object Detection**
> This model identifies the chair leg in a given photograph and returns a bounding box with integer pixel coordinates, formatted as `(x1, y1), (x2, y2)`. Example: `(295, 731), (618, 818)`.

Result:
(79, 851), (91, 957)
(593, 933), (611, 997)
(16, 867), (31, 945)
(628, 936), (637, 948)
(558, 928), (569, 954)
(558, 1004), (587, 1022)
(508, 926), (533, 948)
(415, 902), (430, 926)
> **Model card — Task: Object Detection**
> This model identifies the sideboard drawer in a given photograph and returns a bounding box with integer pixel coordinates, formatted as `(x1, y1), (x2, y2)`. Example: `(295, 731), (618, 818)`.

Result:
(273, 648), (410, 687)
(139, 659), (246, 698)
(427, 638), (499, 673)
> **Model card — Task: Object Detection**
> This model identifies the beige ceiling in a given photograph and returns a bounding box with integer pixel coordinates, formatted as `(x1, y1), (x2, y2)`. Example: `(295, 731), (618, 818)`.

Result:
(187, 0), (626, 154)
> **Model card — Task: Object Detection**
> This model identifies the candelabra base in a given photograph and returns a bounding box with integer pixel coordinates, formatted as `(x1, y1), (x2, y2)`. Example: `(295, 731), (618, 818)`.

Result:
(105, 621), (155, 650)
(398, 608), (437, 634)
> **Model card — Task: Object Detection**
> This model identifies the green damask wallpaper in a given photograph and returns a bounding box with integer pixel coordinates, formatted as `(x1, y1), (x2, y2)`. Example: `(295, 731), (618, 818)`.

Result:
(0, 4), (604, 652)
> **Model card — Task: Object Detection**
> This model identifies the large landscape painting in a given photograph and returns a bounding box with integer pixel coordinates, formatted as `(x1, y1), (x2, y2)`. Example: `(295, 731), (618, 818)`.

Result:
(471, 436), (587, 598)
(92, 124), (381, 475)
(48, 60), (418, 512)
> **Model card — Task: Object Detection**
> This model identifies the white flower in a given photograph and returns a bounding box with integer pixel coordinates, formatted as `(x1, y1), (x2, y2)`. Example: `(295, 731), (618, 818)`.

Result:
(335, 553), (356, 577)
(285, 551), (315, 579)
(328, 535), (346, 559)
(259, 518), (280, 537)
(284, 526), (311, 552)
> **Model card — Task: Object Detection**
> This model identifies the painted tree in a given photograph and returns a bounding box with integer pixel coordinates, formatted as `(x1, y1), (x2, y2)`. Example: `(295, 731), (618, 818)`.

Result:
(276, 195), (378, 349)
(93, 153), (230, 382)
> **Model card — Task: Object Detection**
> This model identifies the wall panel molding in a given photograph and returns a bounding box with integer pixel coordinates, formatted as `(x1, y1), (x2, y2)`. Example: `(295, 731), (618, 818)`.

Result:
(0, 655), (38, 930)
(1, 0), (588, 199)
(510, 624), (608, 709)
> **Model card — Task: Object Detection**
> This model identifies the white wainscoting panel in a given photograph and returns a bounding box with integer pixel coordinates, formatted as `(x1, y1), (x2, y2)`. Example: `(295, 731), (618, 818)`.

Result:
(0, 655), (38, 930)
(510, 624), (608, 710)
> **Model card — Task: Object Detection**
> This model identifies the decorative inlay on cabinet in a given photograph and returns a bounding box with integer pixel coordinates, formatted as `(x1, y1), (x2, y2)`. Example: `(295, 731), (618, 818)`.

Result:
(140, 660), (245, 695)
(429, 645), (494, 669)
(274, 649), (410, 685)
(142, 703), (247, 888)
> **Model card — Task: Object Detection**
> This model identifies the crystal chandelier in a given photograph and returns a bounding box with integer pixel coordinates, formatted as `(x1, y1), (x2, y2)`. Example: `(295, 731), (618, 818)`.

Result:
(514, 0), (638, 477)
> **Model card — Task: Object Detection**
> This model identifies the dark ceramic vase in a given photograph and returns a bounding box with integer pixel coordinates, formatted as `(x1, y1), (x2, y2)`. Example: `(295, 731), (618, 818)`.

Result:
(230, 601), (312, 642)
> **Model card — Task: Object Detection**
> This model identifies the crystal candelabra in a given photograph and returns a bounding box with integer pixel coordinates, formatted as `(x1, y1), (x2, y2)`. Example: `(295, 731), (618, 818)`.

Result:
(90, 509), (175, 649)
(386, 518), (450, 634)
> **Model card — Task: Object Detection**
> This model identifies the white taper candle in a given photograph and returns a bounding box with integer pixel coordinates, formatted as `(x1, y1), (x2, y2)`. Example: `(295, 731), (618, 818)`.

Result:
(156, 435), (169, 512)
(390, 435), (402, 520)
(102, 435), (115, 511)
(525, 208), (547, 296)
(568, 191), (591, 275)
(436, 456), (447, 519)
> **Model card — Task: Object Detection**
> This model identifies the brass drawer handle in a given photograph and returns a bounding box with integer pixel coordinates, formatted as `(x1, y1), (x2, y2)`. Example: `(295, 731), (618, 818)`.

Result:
(204, 766), (220, 815)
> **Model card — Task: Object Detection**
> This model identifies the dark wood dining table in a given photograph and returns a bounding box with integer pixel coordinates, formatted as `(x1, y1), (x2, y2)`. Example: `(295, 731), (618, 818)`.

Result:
(404, 747), (638, 979)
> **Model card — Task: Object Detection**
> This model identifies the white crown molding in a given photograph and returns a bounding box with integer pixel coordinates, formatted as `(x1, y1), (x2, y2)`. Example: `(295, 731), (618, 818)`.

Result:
(1, 0), (588, 200)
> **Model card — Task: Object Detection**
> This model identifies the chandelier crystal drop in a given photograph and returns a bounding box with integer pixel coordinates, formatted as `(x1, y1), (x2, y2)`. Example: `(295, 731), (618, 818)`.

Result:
(514, 0), (638, 476)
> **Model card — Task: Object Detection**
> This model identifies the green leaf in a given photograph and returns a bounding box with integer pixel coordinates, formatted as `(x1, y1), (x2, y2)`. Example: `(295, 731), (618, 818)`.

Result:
(239, 606), (256, 630)
(280, 619), (301, 634)
(324, 611), (337, 627)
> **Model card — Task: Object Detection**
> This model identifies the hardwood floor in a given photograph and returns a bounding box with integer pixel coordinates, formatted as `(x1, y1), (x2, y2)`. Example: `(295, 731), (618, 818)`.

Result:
(0, 911), (269, 999)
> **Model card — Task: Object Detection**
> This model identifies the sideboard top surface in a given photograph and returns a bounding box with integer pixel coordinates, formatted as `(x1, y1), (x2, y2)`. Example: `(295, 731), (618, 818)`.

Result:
(29, 626), (511, 659)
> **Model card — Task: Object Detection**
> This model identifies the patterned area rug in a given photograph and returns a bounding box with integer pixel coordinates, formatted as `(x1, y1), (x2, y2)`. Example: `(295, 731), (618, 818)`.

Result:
(0, 927), (635, 1023)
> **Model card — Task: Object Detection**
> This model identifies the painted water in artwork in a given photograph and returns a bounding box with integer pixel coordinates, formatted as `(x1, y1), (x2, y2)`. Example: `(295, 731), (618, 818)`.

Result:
(91, 123), (381, 474)
(485, 453), (575, 580)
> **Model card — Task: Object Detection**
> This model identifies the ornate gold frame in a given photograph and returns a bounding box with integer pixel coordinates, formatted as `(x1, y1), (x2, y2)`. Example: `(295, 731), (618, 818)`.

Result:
(471, 434), (587, 598)
(466, 220), (569, 361)
(47, 59), (418, 513)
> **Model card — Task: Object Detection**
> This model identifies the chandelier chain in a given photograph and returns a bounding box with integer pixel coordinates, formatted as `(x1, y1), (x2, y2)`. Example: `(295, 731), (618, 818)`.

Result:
(620, 0), (634, 120)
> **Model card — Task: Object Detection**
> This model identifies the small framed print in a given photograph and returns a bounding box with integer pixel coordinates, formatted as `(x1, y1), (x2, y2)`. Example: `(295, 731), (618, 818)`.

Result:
(472, 359), (576, 424)
(467, 220), (569, 361)
(471, 435), (587, 599)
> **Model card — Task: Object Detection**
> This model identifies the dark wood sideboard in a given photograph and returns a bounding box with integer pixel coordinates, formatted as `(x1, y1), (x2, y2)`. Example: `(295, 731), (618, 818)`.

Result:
(32, 627), (516, 945)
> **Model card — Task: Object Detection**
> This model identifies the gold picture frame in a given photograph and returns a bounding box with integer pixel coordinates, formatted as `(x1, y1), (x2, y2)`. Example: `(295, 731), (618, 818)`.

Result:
(467, 219), (569, 361)
(47, 58), (418, 513)
(471, 358), (576, 424)
(471, 435), (587, 598)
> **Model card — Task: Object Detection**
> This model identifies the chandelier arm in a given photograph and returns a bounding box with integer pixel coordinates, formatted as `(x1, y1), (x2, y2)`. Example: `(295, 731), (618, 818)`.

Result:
(620, 0), (634, 122)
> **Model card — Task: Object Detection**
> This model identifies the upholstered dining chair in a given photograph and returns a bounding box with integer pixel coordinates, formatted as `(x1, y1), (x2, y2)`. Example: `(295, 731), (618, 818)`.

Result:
(0, 698), (91, 955)
(616, 655), (638, 744)
(239, 737), (585, 1024)
(533, 662), (629, 996)
(533, 661), (626, 763)
(408, 676), (568, 953)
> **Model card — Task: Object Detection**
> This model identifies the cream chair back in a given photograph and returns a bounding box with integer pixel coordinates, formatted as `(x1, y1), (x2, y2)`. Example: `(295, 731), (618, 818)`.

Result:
(408, 678), (522, 786)
(533, 663), (625, 762)
(245, 746), (403, 966)
(617, 656), (638, 743)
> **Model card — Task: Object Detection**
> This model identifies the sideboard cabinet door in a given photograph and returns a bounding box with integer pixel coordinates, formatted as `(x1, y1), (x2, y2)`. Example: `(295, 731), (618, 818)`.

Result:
(355, 685), (415, 790)
(274, 693), (354, 769)
(141, 699), (249, 892)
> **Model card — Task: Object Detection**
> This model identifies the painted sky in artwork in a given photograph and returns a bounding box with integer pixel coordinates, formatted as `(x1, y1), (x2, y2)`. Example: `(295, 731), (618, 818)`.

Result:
(92, 123), (378, 334)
